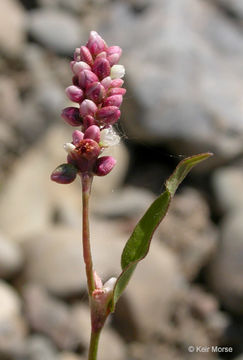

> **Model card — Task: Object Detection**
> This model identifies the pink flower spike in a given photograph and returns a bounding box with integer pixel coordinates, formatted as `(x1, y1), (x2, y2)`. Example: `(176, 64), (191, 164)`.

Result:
(61, 107), (82, 126)
(80, 46), (93, 66)
(92, 57), (111, 80)
(101, 76), (112, 89)
(86, 82), (106, 103)
(78, 69), (99, 90)
(65, 85), (84, 103)
(96, 106), (121, 125)
(107, 46), (122, 66)
(86, 31), (107, 56)
(103, 94), (123, 107)
(110, 79), (124, 88)
(83, 115), (96, 129)
(71, 61), (91, 75)
(94, 156), (116, 176)
(72, 130), (84, 146)
(108, 87), (126, 96)
(79, 99), (97, 117)
(84, 125), (101, 143)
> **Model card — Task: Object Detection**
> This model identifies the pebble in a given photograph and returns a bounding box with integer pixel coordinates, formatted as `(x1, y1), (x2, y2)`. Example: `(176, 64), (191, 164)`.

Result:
(92, 186), (155, 218)
(0, 280), (27, 358)
(0, 0), (26, 57)
(158, 188), (218, 280)
(28, 9), (84, 55)
(207, 210), (243, 314)
(24, 335), (58, 360)
(212, 166), (243, 212)
(20, 221), (125, 296)
(0, 233), (24, 279)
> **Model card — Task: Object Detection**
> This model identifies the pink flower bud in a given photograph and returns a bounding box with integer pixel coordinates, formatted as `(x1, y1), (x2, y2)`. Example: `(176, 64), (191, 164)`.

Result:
(79, 99), (97, 117)
(51, 163), (77, 184)
(83, 115), (96, 129)
(96, 106), (121, 125)
(106, 46), (122, 66)
(92, 57), (111, 80)
(61, 107), (82, 126)
(110, 79), (124, 88)
(76, 139), (100, 160)
(72, 130), (84, 146)
(101, 76), (112, 89)
(108, 87), (126, 96)
(103, 95), (123, 107)
(71, 61), (91, 75)
(78, 70), (99, 90)
(73, 48), (81, 61)
(94, 156), (116, 176)
(84, 125), (100, 143)
(86, 82), (106, 103)
(65, 85), (84, 103)
(80, 46), (93, 66)
(86, 31), (107, 56)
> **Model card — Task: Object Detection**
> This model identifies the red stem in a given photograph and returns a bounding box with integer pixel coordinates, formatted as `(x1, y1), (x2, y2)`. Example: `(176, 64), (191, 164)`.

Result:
(81, 173), (95, 296)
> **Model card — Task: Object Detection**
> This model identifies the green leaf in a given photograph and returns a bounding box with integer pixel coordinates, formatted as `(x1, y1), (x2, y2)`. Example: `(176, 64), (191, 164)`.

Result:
(110, 152), (212, 312)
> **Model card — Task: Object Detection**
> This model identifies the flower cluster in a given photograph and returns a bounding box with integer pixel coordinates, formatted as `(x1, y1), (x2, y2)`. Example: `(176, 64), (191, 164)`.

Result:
(51, 31), (126, 184)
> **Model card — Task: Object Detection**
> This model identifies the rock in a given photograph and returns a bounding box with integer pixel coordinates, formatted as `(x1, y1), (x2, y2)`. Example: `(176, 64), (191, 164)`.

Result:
(157, 188), (218, 280)
(28, 9), (83, 55)
(24, 335), (58, 360)
(0, 233), (24, 279)
(212, 167), (243, 212)
(207, 210), (243, 314)
(100, 0), (243, 160)
(38, 0), (87, 13)
(92, 186), (155, 218)
(113, 240), (185, 340)
(0, 125), (80, 241)
(0, 0), (26, 57)
(23, 285), (81, 350)
(214, 0), (243, 20)
(0, 76), (22, 125)
(98, 328), (127, 360)
(22, 45), (67, 121)
(21, 221), (125, 296)
(0, 143), (52, 241)
(0, 280), (27, 358)
(59, 353), (84, 360)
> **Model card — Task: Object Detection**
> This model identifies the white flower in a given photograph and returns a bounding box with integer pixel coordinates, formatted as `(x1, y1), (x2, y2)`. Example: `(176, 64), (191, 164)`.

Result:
(110, 65), (125, 79)
(100, 127), (120, 147)
(63, 142), (75, 154)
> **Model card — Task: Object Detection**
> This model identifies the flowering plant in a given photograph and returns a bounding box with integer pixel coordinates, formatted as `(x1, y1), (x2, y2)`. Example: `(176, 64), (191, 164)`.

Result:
(51, 31), (212, 360)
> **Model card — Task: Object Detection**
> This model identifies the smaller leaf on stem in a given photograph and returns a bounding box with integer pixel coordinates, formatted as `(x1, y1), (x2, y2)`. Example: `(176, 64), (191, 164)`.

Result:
(110, 152), (213, 311)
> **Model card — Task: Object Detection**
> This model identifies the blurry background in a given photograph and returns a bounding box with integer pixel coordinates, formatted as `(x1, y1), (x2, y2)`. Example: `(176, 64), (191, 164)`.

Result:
(0, 0), (243, 359)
